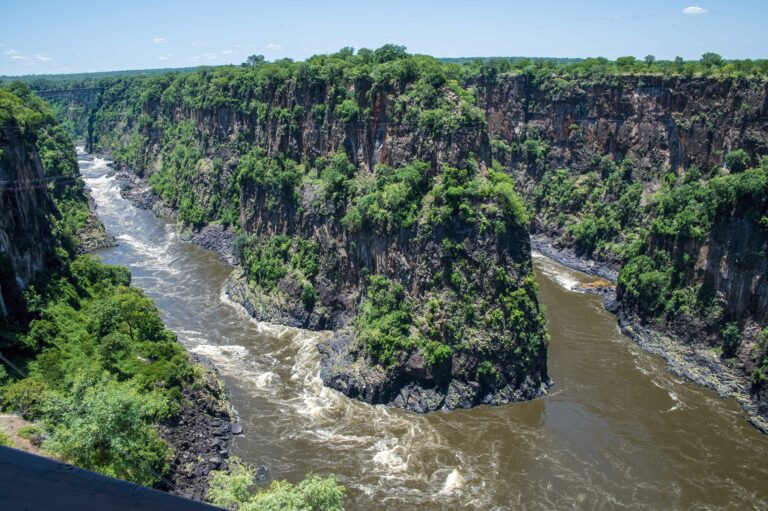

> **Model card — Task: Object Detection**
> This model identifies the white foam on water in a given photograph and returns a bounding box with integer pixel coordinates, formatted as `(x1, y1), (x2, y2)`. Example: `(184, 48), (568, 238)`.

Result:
(439, 468), (464, 494)
(190, 343), (250, 362)
(255, 371), (278, 388)
(372, 438), (408, 474)
(649, 377), (685, 413)
(532, 252), (582, 291)
(667, 391), (681, 412)
(114, 232), (181, 275)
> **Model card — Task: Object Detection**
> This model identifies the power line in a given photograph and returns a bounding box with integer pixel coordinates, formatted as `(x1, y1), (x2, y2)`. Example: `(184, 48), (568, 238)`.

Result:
(0, 174), (81, 192)
(0, 352), (27, 378)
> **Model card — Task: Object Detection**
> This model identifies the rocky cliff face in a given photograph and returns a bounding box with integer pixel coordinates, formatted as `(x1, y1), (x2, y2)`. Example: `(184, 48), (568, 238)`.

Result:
(483, 74), (768, 180)
(0, 123), (60, 318)
(481, 73), (768, 403)
(483, 74), (768, 304)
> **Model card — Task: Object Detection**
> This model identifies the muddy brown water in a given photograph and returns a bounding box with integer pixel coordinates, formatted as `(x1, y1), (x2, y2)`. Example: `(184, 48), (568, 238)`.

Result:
(81, 151), (768, 510)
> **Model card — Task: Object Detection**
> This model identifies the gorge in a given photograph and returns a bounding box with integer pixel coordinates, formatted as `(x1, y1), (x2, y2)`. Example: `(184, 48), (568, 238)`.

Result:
(49, 50), (768, 419)
(3, 48), (768, 509)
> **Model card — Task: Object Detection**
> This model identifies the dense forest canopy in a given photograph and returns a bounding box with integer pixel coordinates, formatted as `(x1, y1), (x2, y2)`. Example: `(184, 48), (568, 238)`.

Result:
(4, 47), (768, 91)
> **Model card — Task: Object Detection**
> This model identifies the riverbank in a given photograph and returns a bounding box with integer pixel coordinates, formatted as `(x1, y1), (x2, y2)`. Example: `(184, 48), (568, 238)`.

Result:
(157, 355), (238, 501)
(532, 233), (768, 433)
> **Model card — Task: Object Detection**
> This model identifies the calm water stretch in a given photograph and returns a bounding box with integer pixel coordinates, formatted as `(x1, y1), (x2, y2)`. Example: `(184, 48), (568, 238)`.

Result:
(80, 151), (768, 510)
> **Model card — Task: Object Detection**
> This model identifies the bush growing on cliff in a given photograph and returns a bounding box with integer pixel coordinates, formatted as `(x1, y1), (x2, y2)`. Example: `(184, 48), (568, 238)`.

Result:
(720, 323), (742, 358)
(240, 235), (320, 313)
(238, 149), (304, 194)
(315, 152), (357, 207)
(343, 161), (430, 232)
(42, 375), (171, 487)
(725, 149), (750, 173)
(355, 275), (418, 368)
(423, 162), (529, 231)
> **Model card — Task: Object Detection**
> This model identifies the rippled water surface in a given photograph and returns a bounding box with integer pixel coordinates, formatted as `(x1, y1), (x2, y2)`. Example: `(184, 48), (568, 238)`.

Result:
(81, 151), (768, 510)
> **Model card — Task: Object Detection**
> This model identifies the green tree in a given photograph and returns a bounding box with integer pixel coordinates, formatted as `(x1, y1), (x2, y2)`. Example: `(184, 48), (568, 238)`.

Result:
(43, 376), (171, 487)
(616, 56), (637, 70)
(243, 55), (266, 67)
(725, 149), (750, 173)
(701, 52), (724, 68)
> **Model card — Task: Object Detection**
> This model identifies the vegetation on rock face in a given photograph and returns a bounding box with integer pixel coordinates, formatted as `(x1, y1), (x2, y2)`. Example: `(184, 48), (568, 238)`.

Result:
(235, 234), (320, 310)
(615, 158), (767, 313)
(531, 142), (768, 372)
(343, 161), (430, 232)
(44, 47), (547, 407)
(354, 275), (422, 368)
(1, 83), (92, 249)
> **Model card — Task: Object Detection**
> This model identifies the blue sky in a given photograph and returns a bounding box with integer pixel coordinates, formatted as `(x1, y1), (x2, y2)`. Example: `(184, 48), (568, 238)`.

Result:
(1, 0), (766, 75)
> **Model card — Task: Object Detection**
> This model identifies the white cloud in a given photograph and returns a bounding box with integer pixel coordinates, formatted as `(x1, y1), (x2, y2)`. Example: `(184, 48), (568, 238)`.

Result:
(682, 6), (708, 15)
(158, 53), (173, 61)
(153, 37), (167, 43)
(4, 49), (19, 55)
(10, 55), (24, 60)
(266, 42), (282, 51)
(34, 54), (53, 63)
(220, 49), (235, 55)
(191, 41), (206, 47)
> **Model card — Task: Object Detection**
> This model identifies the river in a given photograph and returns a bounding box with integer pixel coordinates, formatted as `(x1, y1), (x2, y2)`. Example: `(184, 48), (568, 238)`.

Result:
(79, 151), (768, 510)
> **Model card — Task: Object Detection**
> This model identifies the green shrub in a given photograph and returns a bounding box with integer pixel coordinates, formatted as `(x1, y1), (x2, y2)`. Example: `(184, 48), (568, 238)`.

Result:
(476, 360), (499, 384)
(42, 376), (171, 486)
(420, 341), (452, 367)
(17, 425), (43, 442)
(335, 99), (360, 122)
(240, 235), (319, 296)
(721, 323), (742, 358)
(355, 276), (418, 368)
(2, 379), (49, 420)
(343, 162), (429, 232)
(209, 460), (345, 511)
(725, 149), (750, 173)
(237, 149), (304, 193)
